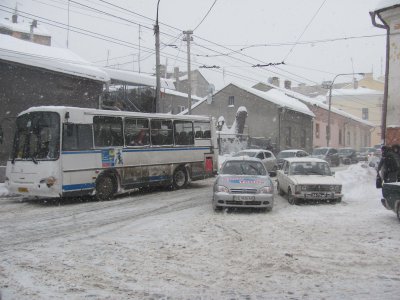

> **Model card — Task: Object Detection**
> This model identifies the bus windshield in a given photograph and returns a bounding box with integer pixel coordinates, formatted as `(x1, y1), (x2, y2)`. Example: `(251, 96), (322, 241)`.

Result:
(12, 112), (60, 162)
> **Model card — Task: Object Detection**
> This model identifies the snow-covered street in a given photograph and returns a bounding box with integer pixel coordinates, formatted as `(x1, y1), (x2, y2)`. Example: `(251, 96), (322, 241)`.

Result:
(0, 164), (399, 299)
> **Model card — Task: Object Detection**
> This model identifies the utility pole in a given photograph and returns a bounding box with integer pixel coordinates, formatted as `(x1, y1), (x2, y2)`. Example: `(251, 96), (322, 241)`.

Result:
(138, 24), (141, 73)
(154, 0), (161, 113)
(183, 30), (193, 115)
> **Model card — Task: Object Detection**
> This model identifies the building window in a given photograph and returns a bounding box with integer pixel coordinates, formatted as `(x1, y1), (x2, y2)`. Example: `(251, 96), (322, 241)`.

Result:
(339, 129), (342, 145)
(301, 129), (306, 148)
(362, 108), (369, 120)
(285, 127), (292, 147)
(178, 105), (186, 113)
(228, 96), (234, 106)
(315, 123), (320, 138)
(347, 131), (350, 145)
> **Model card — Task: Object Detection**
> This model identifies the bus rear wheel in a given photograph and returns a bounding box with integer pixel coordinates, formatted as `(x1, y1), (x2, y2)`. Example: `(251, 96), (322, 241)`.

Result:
(96, 175), (115, 201)
(173, 167), (188, 189)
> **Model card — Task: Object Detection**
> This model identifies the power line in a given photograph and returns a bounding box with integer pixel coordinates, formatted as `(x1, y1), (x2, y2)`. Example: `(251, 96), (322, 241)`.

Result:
(283, 0), (327, 61)
(193, 0), (218, 32)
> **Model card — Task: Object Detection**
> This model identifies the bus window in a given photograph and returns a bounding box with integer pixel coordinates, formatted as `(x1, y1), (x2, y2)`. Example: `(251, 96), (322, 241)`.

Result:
(12, 111), (60, 161)
(93, 116), (123, 147)
(194, 121), (211, 139)
(150, 119), (173, 146)
(62, 124), (93, 151)
(125, 118), (150, 146)
(174, 121), (194, 145)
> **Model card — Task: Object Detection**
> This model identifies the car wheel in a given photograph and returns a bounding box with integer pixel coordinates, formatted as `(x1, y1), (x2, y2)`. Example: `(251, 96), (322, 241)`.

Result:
(287, 188), (297, 205)
(397, 204), (400, 222)
(212, 199), (223, 212)
(96, 175), (116, 201)
(277, 181), (284, 196)
(173, 167), (188, 189)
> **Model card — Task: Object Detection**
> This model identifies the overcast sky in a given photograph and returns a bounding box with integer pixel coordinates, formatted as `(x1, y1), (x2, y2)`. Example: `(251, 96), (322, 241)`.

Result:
(0, 0), (388, 90)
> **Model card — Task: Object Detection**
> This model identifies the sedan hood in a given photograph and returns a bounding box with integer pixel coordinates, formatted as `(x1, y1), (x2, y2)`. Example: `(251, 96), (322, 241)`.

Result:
(217, 175), (271, 188)
(290, 175), (341, 185)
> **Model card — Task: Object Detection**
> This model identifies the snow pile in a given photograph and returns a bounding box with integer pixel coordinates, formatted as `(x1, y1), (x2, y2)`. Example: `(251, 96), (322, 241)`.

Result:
(335, 163), (380, 201)
(0, 183), (8, 197)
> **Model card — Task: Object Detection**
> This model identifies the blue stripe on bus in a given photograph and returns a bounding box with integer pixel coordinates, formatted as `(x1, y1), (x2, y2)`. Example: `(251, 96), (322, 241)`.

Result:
(63, 183), (95, 191)
(123, 147), (209, 153)
(61, 147), (209, 155)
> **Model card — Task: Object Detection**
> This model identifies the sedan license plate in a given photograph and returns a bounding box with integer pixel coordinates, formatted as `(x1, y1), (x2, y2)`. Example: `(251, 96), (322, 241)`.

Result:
(310, 192), (333, 198)
(18, 187), (28, 193)
(235, 195), (255, 201)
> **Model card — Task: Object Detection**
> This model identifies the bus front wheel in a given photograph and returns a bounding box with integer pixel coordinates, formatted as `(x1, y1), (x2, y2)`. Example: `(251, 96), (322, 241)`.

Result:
(173, 167), (188, 189)
(96, 175), (116, 201)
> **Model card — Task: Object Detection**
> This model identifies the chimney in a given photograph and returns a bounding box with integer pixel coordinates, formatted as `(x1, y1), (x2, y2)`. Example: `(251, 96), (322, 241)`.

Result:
(12, 14), (18, 23)
(284, 80), (291, 90)
(268, 76), (280, 87)
(353, 79), (359, 89)
(174, 67), (180, 89)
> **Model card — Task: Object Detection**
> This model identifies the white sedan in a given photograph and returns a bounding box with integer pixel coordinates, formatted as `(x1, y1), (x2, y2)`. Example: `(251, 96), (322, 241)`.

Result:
(233, 149), (278, 176)
(276, 157), (343, 205)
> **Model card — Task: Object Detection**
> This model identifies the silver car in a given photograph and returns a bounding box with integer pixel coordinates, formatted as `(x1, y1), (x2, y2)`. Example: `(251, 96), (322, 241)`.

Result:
(233, 149), (278, 176)
(212, 157), (274, 211)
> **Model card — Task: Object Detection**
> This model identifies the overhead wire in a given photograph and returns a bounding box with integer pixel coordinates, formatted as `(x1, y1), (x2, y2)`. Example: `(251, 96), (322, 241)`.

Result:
(193, 0), (218, 32)
(1, 2), (381, 110)
(283, 0), (328, 61)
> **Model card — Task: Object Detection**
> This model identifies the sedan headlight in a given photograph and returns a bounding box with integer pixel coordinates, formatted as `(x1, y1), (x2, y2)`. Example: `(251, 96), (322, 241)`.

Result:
(216, 185), (229, 193)
(259, 186), (273, 194)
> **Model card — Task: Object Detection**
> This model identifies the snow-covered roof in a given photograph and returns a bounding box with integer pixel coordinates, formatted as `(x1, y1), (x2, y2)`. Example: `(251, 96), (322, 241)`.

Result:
(0, 18), (51, 37)
(103, 67), (175, 90)
(161, 88), (203, 102)
(231, 83), (315, 117)
(331, 87), (383, 96)
(283, 88), (375, 127)
(0, 34), (109, 82)
(375, 0), (400, 11)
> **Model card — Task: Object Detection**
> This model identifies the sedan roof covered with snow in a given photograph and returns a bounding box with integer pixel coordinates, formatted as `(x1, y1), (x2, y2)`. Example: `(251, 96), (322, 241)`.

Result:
(0, 35), (109, 82)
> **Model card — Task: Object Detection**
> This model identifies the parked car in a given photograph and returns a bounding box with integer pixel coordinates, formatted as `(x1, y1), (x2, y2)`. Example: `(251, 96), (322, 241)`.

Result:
(338, 148), (358, 164)
(311, 147), (340, 167)
(233, 149), (278, 176)
(276, 157), (343, 205)
(357, 147), (376, 162)
(276, 149), (309, 169)
(212, 157), (274, 211)
(381, 182), (400, 221)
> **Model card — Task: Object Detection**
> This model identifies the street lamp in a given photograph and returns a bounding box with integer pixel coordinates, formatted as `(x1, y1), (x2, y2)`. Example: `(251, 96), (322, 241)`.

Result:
(326, 73), (364, 147)
(154, 0), (161, 113)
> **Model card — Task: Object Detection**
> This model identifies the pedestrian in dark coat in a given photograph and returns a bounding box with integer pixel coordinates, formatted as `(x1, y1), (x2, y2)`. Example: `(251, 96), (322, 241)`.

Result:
(378, 145), (399, 183)
(392, 144), (400, 181)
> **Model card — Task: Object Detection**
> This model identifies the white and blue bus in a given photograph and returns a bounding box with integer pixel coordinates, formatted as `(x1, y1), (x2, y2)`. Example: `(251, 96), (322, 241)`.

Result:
(5, 106), (218, 200)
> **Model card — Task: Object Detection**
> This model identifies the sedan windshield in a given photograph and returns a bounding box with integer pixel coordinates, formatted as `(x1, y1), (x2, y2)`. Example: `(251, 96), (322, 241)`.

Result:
(221, 161), (267, 176)
(338, 149), (353, 154)
(277, 151), (296, 159)
(233, 151), (257, 157)
(312, 148), (328, 155)
(290, 162), (331, 176)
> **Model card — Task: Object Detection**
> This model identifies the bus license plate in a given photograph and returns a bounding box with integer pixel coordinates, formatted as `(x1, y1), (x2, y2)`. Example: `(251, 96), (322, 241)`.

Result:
(18, 187), (28, 193)
(235, 196), (255, 201)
